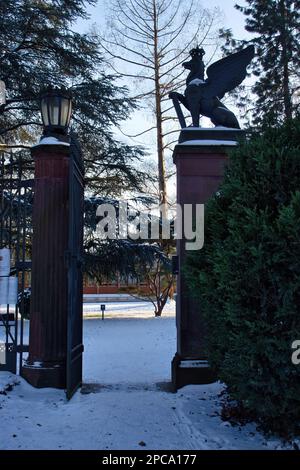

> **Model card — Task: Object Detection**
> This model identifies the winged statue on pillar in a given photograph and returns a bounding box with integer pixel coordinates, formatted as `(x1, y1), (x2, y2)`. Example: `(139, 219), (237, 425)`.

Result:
(169, 45), (255, 129)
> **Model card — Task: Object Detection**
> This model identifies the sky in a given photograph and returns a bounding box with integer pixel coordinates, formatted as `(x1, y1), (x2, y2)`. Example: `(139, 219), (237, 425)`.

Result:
(77, 0), (248, 38)
(76, 0), (250, 200)
(206, 0), (248, 37)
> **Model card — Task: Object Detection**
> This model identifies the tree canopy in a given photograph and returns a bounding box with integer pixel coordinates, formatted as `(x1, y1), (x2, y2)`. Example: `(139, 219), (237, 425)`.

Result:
(0, 0), (146, 196)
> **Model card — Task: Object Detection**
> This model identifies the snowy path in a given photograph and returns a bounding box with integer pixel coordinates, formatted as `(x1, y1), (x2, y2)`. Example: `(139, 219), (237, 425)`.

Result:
(83, 317), (175, 383)
(0, 306), (291, 450)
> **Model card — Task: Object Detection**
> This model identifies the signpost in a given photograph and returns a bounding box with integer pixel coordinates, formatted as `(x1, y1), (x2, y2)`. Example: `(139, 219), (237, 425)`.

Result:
(100, 304), (106, 321)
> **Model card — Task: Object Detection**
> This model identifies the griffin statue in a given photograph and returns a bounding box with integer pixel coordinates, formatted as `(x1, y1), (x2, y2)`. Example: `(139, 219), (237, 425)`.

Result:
(169, 45), (255, 129)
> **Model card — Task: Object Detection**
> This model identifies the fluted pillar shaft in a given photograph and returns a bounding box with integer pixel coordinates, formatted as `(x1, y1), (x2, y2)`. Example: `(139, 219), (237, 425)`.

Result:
(22, 143), (70, 388)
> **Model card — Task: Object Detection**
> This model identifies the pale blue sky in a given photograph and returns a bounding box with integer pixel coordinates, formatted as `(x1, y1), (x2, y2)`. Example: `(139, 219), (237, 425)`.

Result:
(77, 1), (249, 39)
(205, 0), (248, 37)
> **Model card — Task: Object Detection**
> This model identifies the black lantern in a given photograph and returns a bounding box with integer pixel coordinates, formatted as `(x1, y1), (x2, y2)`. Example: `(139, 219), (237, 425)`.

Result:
(40, 88), (72, 137)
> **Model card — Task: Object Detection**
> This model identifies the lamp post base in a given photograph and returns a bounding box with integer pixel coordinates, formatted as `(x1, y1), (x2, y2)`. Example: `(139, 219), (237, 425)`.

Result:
(22, 360), (66, 389)
(171, 354), (216, 392)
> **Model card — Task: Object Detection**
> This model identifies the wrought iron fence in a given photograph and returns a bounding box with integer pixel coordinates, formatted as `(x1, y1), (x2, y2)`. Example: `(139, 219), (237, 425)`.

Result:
(0, 151), (33, 374)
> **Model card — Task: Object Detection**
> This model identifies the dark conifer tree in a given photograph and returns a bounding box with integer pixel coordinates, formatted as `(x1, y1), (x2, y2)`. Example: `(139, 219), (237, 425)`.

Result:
(0, 0), (146, 195)
(220, 0), (300, 126)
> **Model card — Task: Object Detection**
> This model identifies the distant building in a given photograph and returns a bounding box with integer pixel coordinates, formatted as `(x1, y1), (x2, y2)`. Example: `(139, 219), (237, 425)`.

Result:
(83, 273), (150, 295)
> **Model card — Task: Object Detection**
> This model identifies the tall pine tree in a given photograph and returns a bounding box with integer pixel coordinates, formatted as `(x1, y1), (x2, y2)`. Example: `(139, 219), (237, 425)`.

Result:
(220, 0), (300, 126)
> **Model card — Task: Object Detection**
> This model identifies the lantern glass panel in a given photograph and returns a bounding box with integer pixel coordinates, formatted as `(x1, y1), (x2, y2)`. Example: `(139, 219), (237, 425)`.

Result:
(48, 96), (60, 126)
(67, 101), (72, 126)
(41, 99), (50, 126)
(60, 98), (70, 127)
(0, 80), (6, 106)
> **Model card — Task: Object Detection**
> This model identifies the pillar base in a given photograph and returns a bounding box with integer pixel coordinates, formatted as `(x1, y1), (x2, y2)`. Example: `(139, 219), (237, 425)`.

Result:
(171, 353), (216, 391)
(21, 360), (66, 389)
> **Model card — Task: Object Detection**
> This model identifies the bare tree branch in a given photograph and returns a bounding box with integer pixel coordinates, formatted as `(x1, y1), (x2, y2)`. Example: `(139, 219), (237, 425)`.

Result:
(101, 37), (155, 65)
(101, 43), (155, 70)
(121, 125), (158, 138)
(113, 0), (154, 36)
(0, 122), (41, 135)
(103, 0), (221, 216)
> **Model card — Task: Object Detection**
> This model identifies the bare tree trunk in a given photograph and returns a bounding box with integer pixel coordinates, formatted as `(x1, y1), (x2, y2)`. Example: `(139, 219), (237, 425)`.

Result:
(100, 0), (220, 315)
(101, 0), (220, 214)
(153, 1), (168, 217)
(156, 91), (168, 214)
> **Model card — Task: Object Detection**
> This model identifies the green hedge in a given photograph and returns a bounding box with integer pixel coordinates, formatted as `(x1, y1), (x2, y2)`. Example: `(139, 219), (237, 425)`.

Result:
(185, 119), (300, 437)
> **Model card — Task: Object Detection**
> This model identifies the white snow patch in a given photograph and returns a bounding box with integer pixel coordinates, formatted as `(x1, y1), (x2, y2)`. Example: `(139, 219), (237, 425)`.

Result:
(179, 360), (209, 369)
(188, 79), (205, 86)
(181, 127), (243, 131)
(179, 140), (238, 146)
(83, 299), (176, 319)
(23, 361), (60, 369)
(33, 137), (70, 147)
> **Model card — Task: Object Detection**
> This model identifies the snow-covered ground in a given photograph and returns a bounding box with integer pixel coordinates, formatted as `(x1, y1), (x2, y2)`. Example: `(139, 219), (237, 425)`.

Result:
(0, 302), (295, 450)
(83, 299), (176, 319)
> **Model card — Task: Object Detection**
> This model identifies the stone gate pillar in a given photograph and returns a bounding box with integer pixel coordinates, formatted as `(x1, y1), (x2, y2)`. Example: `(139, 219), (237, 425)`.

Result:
(22, 142), (70, 388)
(172, 128), (244, 390)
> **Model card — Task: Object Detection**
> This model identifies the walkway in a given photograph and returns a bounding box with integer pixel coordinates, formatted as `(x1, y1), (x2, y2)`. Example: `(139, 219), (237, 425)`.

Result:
(0, 307), (288, 450)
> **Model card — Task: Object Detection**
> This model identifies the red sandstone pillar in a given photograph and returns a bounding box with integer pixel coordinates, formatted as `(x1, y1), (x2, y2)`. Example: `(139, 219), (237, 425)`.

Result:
(22, 143), (70, 388)
(172, 128), (244, 390)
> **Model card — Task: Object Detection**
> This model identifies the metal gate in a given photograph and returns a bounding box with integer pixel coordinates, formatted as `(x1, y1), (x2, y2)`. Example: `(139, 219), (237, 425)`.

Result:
(66, 135), (84, 399)
(0, 152), (33, 374)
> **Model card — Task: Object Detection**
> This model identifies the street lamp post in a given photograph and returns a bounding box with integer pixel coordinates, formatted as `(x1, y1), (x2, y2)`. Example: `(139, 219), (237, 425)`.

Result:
(40, 88), (72, 140)
(22, 88), (75, 389)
